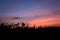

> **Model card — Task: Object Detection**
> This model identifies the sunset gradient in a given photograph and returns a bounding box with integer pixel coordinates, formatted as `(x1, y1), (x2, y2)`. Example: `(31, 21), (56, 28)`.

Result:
(0, 0), (60, 27)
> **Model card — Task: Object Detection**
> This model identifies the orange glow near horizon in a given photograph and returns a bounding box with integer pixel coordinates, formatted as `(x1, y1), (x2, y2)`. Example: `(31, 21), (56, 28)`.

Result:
(28, 16), (60, 27)
(1, 15), (60, 28)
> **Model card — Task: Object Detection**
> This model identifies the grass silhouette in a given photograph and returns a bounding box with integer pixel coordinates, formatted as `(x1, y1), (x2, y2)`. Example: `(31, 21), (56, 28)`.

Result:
(0, 22), (60, 32)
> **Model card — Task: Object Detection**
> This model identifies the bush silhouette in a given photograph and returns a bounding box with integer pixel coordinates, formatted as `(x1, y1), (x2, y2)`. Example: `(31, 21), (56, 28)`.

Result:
(0, 22), (60, 32)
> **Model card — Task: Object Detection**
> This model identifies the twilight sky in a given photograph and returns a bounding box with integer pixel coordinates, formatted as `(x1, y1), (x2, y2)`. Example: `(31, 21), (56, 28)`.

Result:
(0, 0), (60, 27)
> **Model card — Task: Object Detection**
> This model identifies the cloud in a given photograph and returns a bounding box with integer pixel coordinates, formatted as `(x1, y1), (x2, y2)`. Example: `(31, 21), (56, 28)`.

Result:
(12, 17), (21, 19)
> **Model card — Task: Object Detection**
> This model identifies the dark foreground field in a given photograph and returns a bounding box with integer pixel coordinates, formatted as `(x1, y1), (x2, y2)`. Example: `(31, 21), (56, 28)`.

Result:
(0, 23), (60, 32)
(0, 26), (60, 32)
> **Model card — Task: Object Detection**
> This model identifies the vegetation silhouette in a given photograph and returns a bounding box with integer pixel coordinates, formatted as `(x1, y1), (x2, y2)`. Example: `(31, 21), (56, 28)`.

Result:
(0, 22), (60, 32)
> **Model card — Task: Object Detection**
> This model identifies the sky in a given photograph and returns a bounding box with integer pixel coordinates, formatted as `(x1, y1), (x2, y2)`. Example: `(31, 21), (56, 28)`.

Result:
(0, 0), (60, 27)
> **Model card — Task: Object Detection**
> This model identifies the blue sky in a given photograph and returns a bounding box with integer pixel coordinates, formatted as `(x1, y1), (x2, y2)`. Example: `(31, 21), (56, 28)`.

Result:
(0, 0), (43, 16)
(0, 0), (60, 17)
(0, 0), (60, 26)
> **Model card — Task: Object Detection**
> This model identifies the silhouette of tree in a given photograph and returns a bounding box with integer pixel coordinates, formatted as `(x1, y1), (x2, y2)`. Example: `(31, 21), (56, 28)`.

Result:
(15, 23), (20, 27)
(33, 24), (36, 28)
(22, 22), (25, 28)
(26, 23), (29, 28)
(0, 21), (60, 32)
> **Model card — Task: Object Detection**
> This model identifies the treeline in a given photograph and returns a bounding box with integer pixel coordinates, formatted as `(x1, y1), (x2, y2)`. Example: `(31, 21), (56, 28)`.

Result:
(0, 22), (60, 32)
